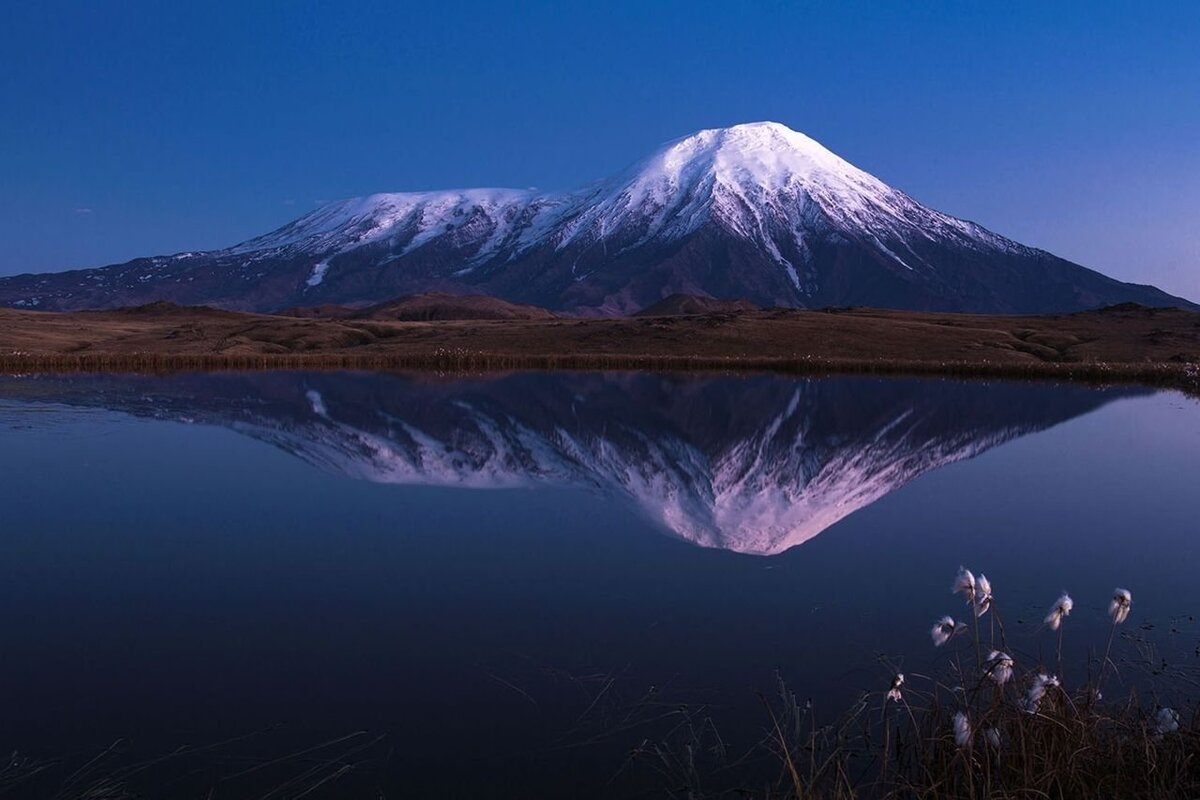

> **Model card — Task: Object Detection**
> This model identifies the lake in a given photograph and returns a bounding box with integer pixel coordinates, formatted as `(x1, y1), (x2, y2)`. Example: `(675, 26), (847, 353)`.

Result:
(0, 371), (1196, 797)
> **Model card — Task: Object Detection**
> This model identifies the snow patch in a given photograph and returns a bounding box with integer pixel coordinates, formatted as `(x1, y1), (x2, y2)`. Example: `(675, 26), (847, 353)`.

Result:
(306, 261), (330, 288)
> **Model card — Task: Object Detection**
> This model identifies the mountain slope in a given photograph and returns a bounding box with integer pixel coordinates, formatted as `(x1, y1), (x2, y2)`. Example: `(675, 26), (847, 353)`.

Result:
(633, 293), (759, 316)
(0, 122), (1192, 314)
(281, 292), (557, 321)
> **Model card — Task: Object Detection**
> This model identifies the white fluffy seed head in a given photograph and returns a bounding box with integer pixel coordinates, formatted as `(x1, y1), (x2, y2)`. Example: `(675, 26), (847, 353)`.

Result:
(1044, 592), (1073, 630)
(1109, 588), (1132, 625)
(1022, 673), (1059, 713)
(984, 727), (1001, 748)
(952, 566), (976, 603)
(973, 573), (993, 617)
(953, 711), (972, 748)
(931, 616), (958, 647)
(985, 651), (1014, 685)
(1033, 673), (1060, 697)
(886, 673), (904, 702)
(1155, 708), (1180, 735)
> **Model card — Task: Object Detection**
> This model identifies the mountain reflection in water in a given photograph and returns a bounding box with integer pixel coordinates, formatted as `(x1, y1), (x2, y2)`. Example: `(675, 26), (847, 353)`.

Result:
(2, 371), (1137, 555)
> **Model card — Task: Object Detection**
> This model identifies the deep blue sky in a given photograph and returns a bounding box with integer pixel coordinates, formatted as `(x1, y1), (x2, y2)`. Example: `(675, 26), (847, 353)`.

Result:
(2, 1), (1197, 299)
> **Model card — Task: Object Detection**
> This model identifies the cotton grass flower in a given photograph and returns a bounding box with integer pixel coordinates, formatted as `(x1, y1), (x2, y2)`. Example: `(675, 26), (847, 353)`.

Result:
(974, 573), (993, 617)
(1044, 592), (1073, 631)
(984, 650), (1013, 686)
(1109, 588), (1132, 625)
(952, 711), (972, 749)
(984, 727), (1002, 749)
(930, 616), (963, 647)
(952, 566), (976, 603)
(1155, 707), (1180, 735)
(1019, 673), (1060, 714)
(951, 566), (992, 616)
(886, 673), (905, 702)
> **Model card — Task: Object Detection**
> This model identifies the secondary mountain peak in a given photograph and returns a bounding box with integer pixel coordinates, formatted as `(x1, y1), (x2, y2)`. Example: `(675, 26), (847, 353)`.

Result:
(0, 123), (1193, 315)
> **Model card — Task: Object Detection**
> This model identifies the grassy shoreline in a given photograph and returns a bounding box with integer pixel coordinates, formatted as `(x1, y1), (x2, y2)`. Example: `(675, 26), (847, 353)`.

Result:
(2, 302), (1197, 392)
(2, 352), (1197, 396)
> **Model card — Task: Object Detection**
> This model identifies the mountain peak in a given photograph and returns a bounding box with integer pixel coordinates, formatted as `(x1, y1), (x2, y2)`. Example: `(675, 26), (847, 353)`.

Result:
(554, 121), (917, 286)
(647, 121), (870, 190)
(672, 120), (834, 154)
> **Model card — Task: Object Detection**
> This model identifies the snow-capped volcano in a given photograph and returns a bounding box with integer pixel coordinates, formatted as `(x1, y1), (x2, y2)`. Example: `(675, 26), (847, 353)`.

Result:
(0, 371), (1139, 555)
(552, 122), (1023, 294)
(0, 122), (1192, 313)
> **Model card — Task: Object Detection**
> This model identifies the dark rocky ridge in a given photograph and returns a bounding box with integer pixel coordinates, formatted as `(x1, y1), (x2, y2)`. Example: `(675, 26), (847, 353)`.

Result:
(281, 292), (557, 321)
(633, 293), (759, 317)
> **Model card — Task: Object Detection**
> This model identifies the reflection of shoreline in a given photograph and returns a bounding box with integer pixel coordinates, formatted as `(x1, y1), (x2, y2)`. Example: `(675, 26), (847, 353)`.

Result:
(0, 372), (1140, 555)
(2, 356), (1197, 397)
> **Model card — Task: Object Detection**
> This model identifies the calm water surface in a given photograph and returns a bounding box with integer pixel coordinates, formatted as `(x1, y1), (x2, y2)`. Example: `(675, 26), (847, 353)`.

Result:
(0, 372), (1197, 797)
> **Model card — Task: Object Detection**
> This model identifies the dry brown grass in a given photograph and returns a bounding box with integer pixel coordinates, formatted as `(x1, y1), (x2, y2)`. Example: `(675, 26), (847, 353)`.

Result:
(757, 668), (1200, 800)
(1, 303), (1198, 393)
(616, 578), (1200, 799)
(625, 675), (1200, 800)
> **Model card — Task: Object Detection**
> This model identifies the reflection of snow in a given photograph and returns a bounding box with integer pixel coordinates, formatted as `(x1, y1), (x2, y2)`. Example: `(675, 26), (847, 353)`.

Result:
(8, 372), (1127, 557)
(305, 390), (327, 417)
(240, 384), (1040, 556)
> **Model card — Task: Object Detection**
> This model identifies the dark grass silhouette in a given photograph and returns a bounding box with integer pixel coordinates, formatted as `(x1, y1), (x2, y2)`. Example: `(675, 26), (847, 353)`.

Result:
(615, 578), (1200, 799)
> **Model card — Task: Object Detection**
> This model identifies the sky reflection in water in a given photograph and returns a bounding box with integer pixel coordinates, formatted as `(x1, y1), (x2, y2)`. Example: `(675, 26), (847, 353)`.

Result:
(0, 371), (1196, 796)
